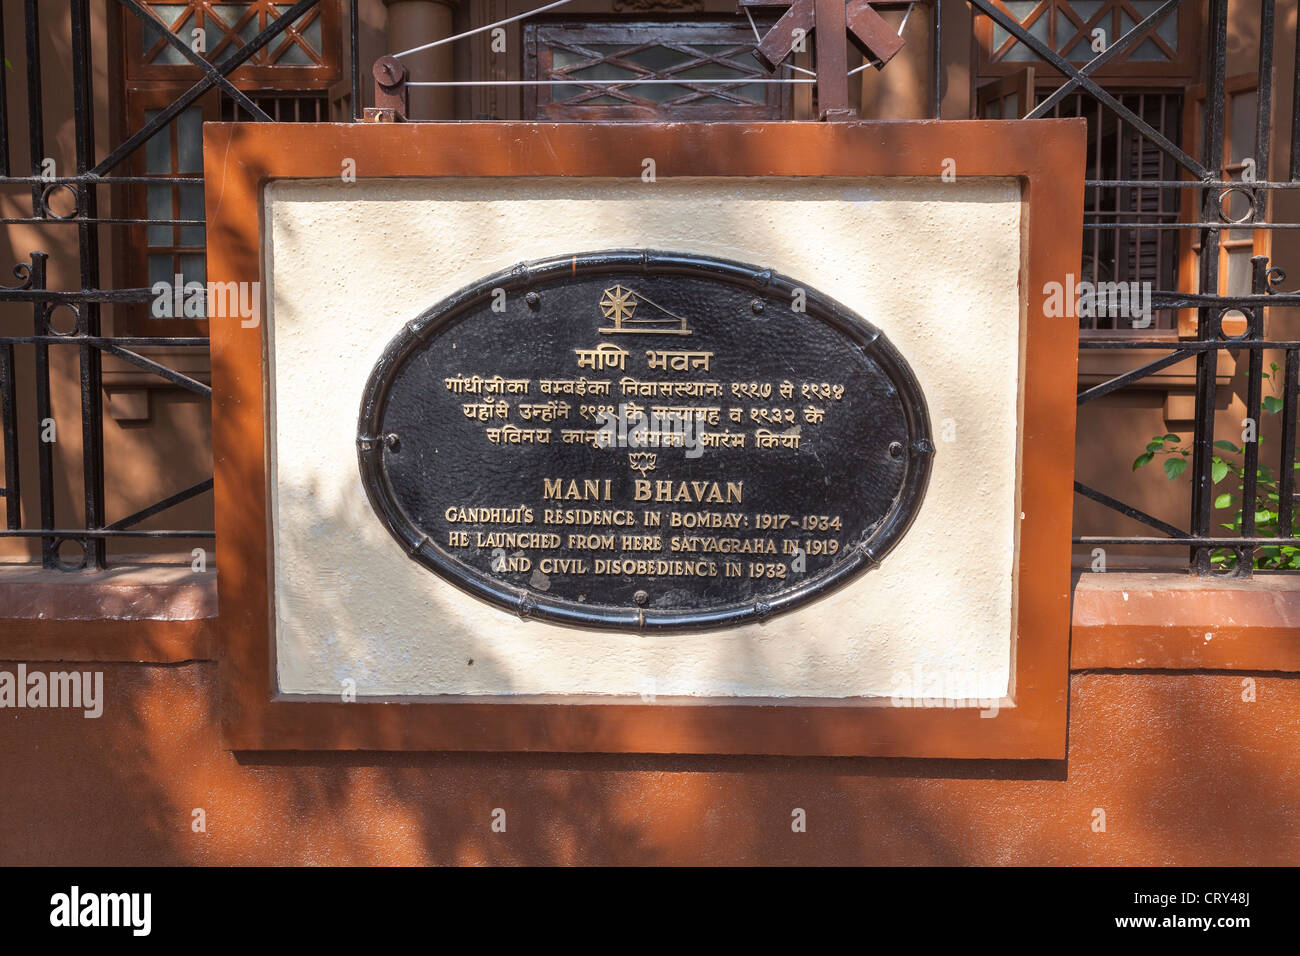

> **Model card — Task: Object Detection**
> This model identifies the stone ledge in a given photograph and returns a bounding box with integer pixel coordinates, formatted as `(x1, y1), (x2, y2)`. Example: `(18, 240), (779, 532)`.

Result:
(0, 563), (216, 620)
(1071, 571), (1300, 671)
(0, 564), (216, 663)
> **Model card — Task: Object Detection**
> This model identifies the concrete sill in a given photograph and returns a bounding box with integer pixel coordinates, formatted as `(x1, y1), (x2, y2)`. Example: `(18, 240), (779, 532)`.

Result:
(0, 564), (216, 663)
(1071, 570), (1300, 671)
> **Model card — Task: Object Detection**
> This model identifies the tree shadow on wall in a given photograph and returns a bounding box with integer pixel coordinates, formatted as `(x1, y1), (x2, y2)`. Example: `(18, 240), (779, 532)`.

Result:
(208, 465), (1077, 866)
(12, 134), (1295, 864)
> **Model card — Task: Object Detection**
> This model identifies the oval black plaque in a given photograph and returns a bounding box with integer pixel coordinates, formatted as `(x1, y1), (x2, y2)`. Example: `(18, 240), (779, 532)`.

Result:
(358, 250), (933, 632)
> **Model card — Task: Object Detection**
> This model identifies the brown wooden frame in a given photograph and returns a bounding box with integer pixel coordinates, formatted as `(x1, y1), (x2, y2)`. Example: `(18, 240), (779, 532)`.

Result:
(975, 66), (1035, 119)
(1176, 75), (1272, 338)
(1026, 83), (1188, 338)
(523, 20), (791, 121)
(204, 120), (1084, 756)
(973, 0), (1200, 82)
(122, 0), (343, 88)
(116, 85), (222, 337)
(112, 0), (344, 335)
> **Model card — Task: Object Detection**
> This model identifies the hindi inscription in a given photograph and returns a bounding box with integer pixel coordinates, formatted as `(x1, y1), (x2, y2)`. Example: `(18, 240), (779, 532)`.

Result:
(357, 250), (933, 631)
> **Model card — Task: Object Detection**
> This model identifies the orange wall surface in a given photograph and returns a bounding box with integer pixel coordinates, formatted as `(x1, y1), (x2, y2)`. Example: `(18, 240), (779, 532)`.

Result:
(1, 663), (1297, 865)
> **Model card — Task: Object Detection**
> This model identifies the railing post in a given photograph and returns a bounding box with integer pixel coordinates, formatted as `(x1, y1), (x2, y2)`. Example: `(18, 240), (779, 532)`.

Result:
(368, 56), (409, 122)
(1190, 0), (1229, 575)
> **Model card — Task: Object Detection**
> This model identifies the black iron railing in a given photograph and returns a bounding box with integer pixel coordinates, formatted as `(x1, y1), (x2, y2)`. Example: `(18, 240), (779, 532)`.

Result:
(0, 0), (1295, 577)
(974, 0), (1300, 575)
(0, 0), (355, 570)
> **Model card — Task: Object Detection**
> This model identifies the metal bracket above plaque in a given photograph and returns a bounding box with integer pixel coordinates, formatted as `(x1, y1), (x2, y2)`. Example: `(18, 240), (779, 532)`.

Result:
(358, 250), (933, 632)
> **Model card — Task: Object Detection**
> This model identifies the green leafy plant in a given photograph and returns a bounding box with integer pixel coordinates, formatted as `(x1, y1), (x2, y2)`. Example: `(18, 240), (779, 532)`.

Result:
(1134, 363), (1300, 570)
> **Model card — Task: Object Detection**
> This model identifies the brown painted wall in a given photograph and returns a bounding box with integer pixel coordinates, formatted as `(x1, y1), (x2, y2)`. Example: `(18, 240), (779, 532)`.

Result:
(1, 663), (1296, 865)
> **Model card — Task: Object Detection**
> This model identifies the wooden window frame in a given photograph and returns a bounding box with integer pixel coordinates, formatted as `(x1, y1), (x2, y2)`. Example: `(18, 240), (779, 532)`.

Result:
(523, 19), (793, 122)
(976, 66), (1036, 119)
(1176, 75), (1271, 338)
(971, 0), (1203, 343)
(122, 0), (342, 88)
(973, 0), (1200, 81)
(976, 77), (1188, 335)
(112, 2), (344, 335)
(118, 86), (222, 338)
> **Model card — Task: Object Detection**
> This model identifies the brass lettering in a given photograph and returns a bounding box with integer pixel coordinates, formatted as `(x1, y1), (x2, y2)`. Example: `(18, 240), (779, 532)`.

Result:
(633, 480), (742, 504)
(543, 478), (613, 501)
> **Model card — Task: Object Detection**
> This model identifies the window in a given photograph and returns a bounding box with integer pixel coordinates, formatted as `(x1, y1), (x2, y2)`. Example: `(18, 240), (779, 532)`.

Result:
(121, 91), (327, 333)
(141, 104), (207, 314)
(1177, 78), (1269, 336)
(525, 21), (791, 121)
(974, 1), (1199, 333)
(114, 2), (341, 333)
(1044, 89), (1184, 332)
(976, 85), (1184, 331)
(218, 91), (330, 122)
(977, 0), (1196, 78)
(977, 67), (1035, 120)
(125, 1), (341, 85)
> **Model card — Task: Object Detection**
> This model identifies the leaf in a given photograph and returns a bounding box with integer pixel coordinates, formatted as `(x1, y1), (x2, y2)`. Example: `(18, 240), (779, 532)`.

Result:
(1132, 452), (1154, 470)
(1264, 396), (1284, 415)
(1163, 434), (1181, 442)
(1214, 492), (1234, 509)
(1164, 457), (1187, 480)
(1214, 440), (1241, 453)
(1255, 509), (1273, 524)
(1146, 441), (1163, 453)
